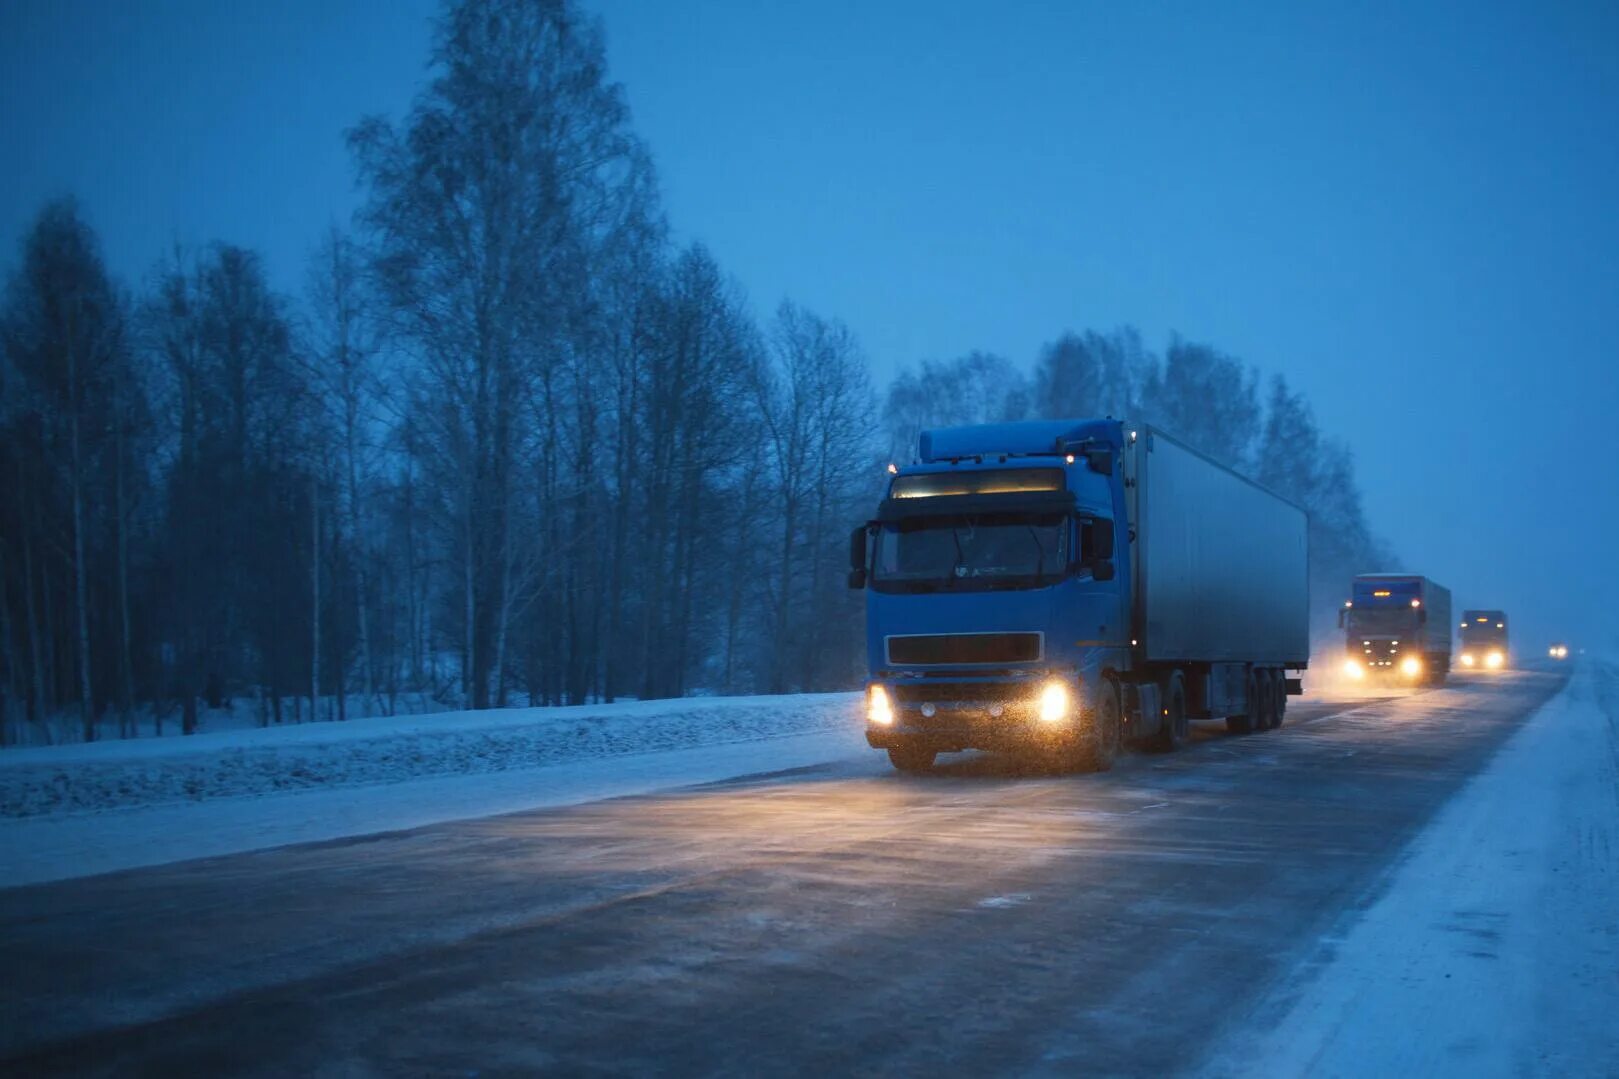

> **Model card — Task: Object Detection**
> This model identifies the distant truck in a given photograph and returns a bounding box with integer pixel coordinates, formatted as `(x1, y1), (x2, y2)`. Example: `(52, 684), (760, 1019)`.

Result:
(848, 419), (1310, 774)
(1457, 610), (1509, 671)
(1340, 574), (1452, 685)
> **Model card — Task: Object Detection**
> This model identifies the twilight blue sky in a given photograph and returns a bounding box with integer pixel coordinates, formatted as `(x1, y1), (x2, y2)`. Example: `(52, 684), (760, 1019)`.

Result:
(4, 0), (1617, 651)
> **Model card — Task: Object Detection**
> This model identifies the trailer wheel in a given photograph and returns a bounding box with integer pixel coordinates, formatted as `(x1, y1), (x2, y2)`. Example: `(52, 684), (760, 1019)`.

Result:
(1151, 672), (1188, 752)
(1225, 667), (1260, 735)
(1254, 669), (1276, 730)
(887, 746), (937, 774)
(1269, 670), (1287, 729)
(1073, 679), (1122, 772)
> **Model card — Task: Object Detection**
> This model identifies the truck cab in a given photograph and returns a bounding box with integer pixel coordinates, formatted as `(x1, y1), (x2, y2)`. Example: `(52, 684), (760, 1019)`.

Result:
(1457, 610), (1508, 671)
(851, 422), (1128, 773)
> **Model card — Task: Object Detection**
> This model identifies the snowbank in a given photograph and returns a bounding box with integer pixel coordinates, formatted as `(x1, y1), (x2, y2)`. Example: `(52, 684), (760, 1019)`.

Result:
(0, 692), (858, 818)
(1203, 659), (1619, 1076)
(0, 725), (872, 888)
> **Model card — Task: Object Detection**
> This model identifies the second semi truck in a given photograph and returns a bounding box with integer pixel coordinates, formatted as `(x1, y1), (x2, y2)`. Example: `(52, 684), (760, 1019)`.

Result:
(849, 419), (1310, 774)
(1340, 574), (1452, 685)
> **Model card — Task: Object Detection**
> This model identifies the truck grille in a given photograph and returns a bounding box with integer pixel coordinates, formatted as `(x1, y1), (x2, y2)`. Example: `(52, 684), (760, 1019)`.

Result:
(890, 682), (1034, 704)
(886, 632), (1042, 666)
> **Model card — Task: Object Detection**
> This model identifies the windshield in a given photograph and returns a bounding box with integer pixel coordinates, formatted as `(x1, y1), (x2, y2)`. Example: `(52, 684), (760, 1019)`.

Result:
(872, 512), (1071, 593)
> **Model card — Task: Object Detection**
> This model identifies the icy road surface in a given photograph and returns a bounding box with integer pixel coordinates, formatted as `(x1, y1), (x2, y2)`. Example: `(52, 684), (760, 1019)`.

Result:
(2, 667), (1607, 1076)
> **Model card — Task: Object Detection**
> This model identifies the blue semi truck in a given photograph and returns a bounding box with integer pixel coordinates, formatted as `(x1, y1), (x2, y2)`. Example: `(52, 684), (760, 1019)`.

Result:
(848, 419), (1311, 773)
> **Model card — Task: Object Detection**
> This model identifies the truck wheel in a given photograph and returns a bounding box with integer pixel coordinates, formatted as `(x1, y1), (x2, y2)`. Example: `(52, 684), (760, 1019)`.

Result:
(1226, 667), (1260, 735)
(1151, 673), (1188, 752)
(1073, 680), (1122, 772)
(1270, 670), (1287, 729)
(1254, 669), (1277, 730)
(887, 746), (936, 774)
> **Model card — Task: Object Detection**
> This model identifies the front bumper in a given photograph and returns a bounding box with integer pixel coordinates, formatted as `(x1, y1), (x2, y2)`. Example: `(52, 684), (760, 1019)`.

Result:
(865, 678), (1090, 754)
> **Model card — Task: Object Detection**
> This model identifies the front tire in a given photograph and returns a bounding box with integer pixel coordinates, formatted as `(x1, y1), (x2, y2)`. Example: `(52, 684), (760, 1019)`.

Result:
(887, 746), (937, 774)
(1073, 679), (1123, 772)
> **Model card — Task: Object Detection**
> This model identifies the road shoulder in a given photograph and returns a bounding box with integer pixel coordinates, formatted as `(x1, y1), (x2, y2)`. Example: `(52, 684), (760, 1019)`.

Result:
(1200, 662), (1619, 1077)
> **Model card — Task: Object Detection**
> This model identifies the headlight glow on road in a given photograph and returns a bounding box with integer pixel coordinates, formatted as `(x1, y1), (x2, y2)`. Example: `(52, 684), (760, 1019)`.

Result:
(1485, 650), (1504, 670)
(1400, 656), (1422, 677)
(1038, 680), (1071, 724)
(867, 684), (893, 726)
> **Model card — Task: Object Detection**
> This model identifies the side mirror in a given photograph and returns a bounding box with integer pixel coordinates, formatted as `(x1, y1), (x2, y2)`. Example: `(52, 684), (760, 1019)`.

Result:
(848, 524), (868, 590)
(1418, 608), (1428, 623)
(1092, 519), (1115, 560)
(1086, 448), (1113, 475)
(1092, 561), (1116, 582)
(1337, 608), (1347, 628)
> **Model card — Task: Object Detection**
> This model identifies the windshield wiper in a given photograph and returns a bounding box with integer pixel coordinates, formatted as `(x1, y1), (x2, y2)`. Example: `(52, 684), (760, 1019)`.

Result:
(1025, 524), (1047, 586)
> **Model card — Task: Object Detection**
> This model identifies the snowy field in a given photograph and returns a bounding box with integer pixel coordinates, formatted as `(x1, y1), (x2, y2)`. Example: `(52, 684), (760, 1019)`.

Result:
(1203, 659), (1619, 1077)
(0, 693), (863, 887)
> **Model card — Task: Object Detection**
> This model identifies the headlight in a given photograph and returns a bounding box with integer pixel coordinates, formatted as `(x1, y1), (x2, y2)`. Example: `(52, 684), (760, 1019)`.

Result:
(1038, 680), (1071, 724)
(1484, 651), (1504, 669)
(1342, 658), (1364, 679)
(1459, 653), (1475, 667)
(1400, 656), (1422, 677)
(867, 684), (894, 726)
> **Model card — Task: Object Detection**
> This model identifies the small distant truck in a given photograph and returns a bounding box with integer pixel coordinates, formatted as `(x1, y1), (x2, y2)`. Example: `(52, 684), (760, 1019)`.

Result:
(1457, 610), (1508, 671)
(848, 419), (1310, 774)
(1340, 574), (1452, 685)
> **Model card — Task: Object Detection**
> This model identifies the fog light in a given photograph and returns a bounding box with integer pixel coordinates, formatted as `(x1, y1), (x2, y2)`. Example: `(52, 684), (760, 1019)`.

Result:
(1038, 680), (1071, 724)
(867, 684), (893, 726)
(1485, 651), (1504, 669)
(1400, 656), (1422, 678)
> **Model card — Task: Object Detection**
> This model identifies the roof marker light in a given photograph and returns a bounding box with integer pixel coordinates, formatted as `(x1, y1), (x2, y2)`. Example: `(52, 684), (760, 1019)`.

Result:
(886, 463), (897, 474)
(1411, 599), (1422, 607)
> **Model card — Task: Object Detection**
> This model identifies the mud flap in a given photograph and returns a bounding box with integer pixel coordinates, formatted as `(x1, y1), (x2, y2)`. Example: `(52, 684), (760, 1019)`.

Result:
(1284, 677), (1303, 696)
(1124, 682), (1163, 736)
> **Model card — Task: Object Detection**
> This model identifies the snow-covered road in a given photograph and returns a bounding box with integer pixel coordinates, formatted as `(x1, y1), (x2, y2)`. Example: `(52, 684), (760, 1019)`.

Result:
(3, 669), (1598, 1076)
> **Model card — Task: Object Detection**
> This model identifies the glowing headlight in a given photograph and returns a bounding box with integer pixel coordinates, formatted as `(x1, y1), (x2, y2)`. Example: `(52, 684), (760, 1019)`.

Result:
(867, 684), (894, 727)
(1038, 680), (1072, 724)
(1342, 658), (1364, 680)
(1400, 656), (1422, 677)
(1484, 651), (1504, 669)
(1459, 653), (1475, 667)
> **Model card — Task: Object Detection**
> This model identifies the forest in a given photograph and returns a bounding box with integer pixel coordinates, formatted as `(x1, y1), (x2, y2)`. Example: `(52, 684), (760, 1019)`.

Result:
(0, 0), (1389, 745)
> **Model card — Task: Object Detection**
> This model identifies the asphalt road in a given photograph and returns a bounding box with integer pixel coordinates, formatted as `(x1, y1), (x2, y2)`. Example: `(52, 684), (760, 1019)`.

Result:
(0, 670), (1567, 1077)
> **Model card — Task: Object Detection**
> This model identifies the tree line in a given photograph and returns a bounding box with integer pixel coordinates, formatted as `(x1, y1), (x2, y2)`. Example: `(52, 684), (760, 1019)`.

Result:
(0, 0), (1388, 745)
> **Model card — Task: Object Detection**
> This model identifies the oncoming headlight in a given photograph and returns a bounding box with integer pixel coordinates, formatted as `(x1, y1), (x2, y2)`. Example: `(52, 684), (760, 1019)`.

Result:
(1400, 656), (1422, 678)
(867, 684), (894, 727)
(1342, 658), (1364, 680)
(1038, 680), (1071, 724)
(1484, 650), (1504, 669)
(1459, 653), (1475, 667)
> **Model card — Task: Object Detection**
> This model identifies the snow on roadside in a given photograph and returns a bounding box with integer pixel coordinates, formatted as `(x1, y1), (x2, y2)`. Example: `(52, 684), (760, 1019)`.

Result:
(1201, 660), (1619, 1077)
(0, 692), (859, 818)
(0, 725), (874, 889)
